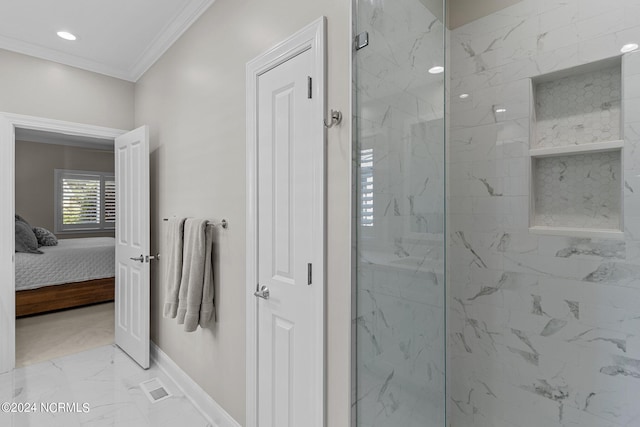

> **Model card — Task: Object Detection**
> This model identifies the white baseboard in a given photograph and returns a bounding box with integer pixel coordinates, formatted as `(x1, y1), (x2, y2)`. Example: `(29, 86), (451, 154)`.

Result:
(150, 342), (241, 427)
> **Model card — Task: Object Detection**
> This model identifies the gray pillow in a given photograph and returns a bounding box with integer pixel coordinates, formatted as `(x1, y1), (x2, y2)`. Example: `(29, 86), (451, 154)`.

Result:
(15, 214), (30, 227)
(15, 220), (42, 254)
(33, 227), (58, 247)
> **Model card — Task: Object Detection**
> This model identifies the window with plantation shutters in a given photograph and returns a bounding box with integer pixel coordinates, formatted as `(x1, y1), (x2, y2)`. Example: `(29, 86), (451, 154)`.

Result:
(360, 148), (374, 227)
(104, 179), (116, 225)
(54, 169), (116, 232)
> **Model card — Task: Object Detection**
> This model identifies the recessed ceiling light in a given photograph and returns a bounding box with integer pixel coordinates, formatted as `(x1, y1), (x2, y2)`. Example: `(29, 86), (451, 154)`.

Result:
(621, 43), (639, 53)
(495, 108), (507, 113)
(428, 66), (444, 74)
(459, 93), (470, 99)
(57, 31), (77, 41)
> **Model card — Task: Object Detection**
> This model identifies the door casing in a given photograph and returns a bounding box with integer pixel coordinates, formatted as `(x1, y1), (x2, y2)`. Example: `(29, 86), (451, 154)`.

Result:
(0, 112), (126, 373)
(245, 17), (327, 427)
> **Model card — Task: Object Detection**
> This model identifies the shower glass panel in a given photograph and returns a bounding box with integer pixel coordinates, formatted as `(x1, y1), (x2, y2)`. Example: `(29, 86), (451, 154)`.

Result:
(353, 0), (446, 426)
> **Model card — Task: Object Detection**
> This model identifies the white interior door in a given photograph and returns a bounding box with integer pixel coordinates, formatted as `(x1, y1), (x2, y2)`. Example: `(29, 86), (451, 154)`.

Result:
(115, 125), (150, 369)
(251, 27), (326, 427)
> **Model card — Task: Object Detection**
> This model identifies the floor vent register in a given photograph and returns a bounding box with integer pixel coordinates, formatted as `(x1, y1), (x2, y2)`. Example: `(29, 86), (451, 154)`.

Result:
(140, 378), (172, 403)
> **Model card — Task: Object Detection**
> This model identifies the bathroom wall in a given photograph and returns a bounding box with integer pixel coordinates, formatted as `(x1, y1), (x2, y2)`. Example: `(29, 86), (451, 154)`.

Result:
(15, 140), (115, 239)
(134, 0), (351, 425)
(0, 49), (134, 130)
(353, 0), (445, 426)
(449, 1), (640, 426)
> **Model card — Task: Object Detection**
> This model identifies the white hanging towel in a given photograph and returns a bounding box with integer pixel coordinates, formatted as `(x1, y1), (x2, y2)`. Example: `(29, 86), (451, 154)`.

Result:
(163, 218), (186, 318)
(176, 218), (215, 332)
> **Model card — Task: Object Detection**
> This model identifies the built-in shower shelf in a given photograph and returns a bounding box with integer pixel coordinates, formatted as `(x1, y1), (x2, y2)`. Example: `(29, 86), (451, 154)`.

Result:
(529, 139), (623, 158)
(532, 59), (622, 150)
(529, 146), (623, 235)
(529, 59), (624, 237)
(529, 226), (624, 240)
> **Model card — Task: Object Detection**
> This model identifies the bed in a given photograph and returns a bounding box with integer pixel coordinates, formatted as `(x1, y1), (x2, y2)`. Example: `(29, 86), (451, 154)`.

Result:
(15, 237), (115, 317)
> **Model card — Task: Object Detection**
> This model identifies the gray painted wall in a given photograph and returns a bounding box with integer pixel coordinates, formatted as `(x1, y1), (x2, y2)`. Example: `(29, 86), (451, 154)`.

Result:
(0, 49), (134, 130)
(15, 140), (115, 239)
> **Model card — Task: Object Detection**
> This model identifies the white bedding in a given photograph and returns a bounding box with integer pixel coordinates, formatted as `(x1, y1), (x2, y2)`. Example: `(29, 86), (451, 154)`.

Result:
(15, 237), (115, 291)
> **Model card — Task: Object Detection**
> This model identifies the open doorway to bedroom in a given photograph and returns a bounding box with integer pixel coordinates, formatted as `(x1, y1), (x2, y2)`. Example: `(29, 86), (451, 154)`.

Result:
(1, 113), (150, 374)
(13, 128), (117, 367)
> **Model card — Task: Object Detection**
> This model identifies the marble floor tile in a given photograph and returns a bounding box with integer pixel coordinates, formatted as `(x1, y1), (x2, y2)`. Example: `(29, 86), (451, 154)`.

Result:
(0, 345), (213, 427)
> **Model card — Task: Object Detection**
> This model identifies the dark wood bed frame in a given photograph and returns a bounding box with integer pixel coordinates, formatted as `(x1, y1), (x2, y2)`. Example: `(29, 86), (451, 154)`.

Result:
(16, 277), (115, 317)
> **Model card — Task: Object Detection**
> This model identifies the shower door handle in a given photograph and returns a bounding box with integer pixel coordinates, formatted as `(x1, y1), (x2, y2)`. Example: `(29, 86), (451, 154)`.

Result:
(254, 285), (270, 300)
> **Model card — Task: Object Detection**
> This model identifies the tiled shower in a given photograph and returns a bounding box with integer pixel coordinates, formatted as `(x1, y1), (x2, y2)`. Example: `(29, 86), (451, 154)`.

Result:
(353, 0), (640, 426)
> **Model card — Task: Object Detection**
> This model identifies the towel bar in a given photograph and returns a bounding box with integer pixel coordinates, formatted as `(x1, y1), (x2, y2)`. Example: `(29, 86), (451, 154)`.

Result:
(162, 218), (228, 229)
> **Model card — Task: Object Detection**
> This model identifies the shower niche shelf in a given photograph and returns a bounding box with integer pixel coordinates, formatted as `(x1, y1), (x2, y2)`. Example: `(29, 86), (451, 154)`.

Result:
(529, 59), (624, 239)
(532, 58), (622, 150)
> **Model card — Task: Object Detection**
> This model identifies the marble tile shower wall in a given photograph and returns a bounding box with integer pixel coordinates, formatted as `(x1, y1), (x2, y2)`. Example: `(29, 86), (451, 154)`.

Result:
(354, 0), (445, 426)
(449, 1), (640, 426)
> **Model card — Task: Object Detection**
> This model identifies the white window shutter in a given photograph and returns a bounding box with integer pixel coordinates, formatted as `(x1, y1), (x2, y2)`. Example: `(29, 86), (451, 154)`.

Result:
(54, 169), (116, 233)
(360, 149), (374, 227)
(104, 179), (116, 225)
(61, 177), (101, 225)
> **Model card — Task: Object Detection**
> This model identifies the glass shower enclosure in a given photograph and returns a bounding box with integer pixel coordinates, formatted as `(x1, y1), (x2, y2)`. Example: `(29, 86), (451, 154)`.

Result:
(354, 0), (640, 426)
(352, 0), (446, 426)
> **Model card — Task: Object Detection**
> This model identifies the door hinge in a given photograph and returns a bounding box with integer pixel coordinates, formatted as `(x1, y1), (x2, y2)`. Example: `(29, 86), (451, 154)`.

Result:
(354, 32), (369, 51)
(307, 76), (312, 99)
(307, 263), (312, 285)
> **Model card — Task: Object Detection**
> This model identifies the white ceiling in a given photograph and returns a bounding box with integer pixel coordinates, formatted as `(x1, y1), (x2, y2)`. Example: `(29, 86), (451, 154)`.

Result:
(0, 0), (215, 82)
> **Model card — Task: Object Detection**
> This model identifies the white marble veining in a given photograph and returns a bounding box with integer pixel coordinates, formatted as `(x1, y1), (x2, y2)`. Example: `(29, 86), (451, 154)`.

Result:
(450, 1), (640, 426)
(0, 345), (212, 427)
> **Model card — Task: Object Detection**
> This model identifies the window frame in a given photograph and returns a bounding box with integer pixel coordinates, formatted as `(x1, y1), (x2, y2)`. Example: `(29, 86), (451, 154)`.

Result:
(54, 169), (115, 233)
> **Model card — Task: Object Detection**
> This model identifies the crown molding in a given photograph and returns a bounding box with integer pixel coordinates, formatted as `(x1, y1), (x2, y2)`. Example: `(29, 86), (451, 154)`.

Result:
(129, 0), (215, 81)
(0, 34), (133, 81)
(0, 0), (215, 82)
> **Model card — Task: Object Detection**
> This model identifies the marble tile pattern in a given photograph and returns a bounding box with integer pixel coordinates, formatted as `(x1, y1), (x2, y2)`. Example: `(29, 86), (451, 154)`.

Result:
(450, 1), (640, 426)
(535, 66), (622, 148)
(533, 151), (621, 230)
(354, 0), (445, 426)
(0, 345), (213, 427)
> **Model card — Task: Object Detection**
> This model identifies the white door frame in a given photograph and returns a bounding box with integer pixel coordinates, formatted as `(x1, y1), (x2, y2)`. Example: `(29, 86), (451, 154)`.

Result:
(0, 112), (126, 373)
(245, 17), (327, 427)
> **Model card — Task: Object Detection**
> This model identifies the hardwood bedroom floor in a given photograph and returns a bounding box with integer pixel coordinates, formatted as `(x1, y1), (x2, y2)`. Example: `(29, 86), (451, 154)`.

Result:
(15, 302), (114, 367)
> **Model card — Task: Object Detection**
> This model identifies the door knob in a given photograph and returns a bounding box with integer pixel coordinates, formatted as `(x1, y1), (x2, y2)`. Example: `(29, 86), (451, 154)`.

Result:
(130, 254), (144, 263)
(254, 285), (270, 299)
